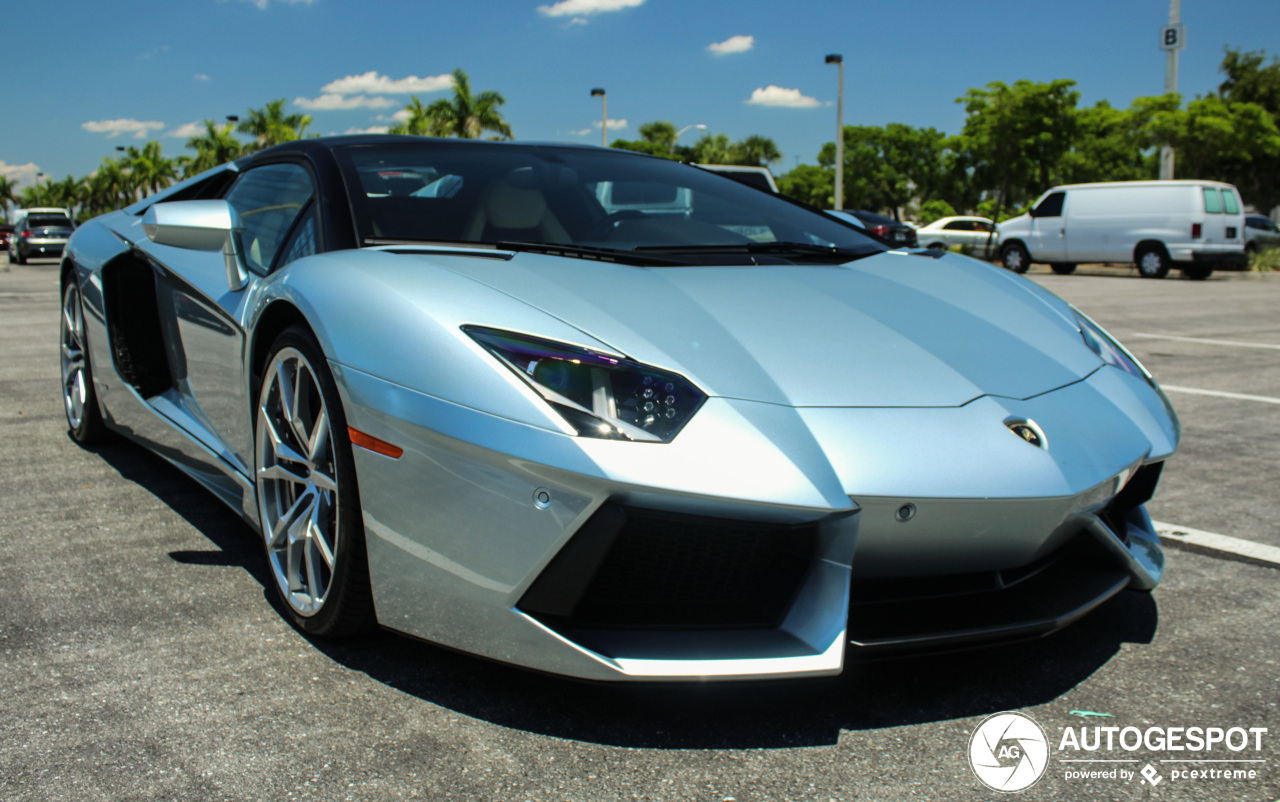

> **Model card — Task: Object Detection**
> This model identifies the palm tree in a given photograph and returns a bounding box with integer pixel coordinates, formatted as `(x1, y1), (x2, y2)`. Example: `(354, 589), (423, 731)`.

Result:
(0, 175), (16, 222)
(184, 120), (245, 176)
(391, 69), (512, 140)
(238, 99), (312, 152)
(730, 135), (782, 167)
(123, 141), (178, 198)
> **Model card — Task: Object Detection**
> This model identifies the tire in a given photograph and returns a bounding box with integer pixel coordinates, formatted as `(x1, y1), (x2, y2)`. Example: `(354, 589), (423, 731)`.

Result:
(1050, 263), (1077, 275)
(60, 281), (109, 443)
(1136, 246), (1170, 279)
(1000, 243), (1031, 273)
(1182, 265), (1213, 281)
(255, 326), (375, 637)
(14, 246), (27, 265)
(926, 242), (947, 251)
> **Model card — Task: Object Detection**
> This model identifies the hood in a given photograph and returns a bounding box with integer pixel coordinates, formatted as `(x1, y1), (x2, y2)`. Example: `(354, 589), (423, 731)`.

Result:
(424, 249), (1102, 407)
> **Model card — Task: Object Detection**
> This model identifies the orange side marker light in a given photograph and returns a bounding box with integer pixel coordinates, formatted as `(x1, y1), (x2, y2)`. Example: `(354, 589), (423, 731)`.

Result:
(348, 426), (404, 459)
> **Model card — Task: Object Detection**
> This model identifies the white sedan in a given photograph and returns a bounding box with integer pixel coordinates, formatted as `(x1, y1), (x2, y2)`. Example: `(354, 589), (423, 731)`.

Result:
(916, 216), (999, 258)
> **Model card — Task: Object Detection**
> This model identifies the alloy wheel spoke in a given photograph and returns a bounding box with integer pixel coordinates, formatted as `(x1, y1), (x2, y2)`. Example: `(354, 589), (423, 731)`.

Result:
(260, 414), (311, 467)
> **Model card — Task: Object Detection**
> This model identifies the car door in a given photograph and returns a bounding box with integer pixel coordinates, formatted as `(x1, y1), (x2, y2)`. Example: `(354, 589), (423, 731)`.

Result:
(1028, 191), (1068, 262)
(138, 161), (318, 476)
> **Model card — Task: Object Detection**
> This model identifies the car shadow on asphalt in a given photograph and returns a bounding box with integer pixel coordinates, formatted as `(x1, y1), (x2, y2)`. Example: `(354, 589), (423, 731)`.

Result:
(87, 435), (1158, 750)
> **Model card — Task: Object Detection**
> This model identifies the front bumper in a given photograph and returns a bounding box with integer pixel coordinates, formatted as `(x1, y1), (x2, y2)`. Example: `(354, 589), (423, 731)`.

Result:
(335, 362), (1176, 682)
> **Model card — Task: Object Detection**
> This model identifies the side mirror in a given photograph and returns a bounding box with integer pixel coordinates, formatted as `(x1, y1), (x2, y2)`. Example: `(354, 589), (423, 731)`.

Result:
(142, 200), (250, 291)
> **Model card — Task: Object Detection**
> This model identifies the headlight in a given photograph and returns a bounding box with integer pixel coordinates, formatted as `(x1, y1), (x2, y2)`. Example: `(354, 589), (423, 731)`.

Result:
(464, 326), (706, 443)
(1071, 308), (1152, 384)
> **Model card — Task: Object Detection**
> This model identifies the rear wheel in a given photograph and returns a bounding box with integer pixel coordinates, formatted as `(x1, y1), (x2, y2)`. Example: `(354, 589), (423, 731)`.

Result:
(1136, 246), (1170, 279)
(1000, 243), (1031, 273)
(1050, 263), (1077, 275)
(255, 326), (375, 637)
(60, 281), (108, 443)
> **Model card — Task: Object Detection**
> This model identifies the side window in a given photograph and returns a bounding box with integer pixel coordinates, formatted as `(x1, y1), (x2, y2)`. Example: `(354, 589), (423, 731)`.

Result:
(1202, 188), (1223, 214)
(943, 220), (969, 231)
(224, 163), (315, 273)
(1031, 191), (1065, 218)
(277, 204), (317, 268)
(1220, 189), (1240, 215)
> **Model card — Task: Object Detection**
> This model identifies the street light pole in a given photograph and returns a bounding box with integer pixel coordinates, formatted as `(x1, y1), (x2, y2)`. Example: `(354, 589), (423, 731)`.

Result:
(35, 172), (45, 206)
(672, 123), (707, 154)
(825, 54), (844, 210)
(591, 88), (607, 148)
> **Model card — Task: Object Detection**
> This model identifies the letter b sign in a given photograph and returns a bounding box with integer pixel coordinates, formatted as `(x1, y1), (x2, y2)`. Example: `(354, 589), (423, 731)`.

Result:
(1160, 24), (1185, 51)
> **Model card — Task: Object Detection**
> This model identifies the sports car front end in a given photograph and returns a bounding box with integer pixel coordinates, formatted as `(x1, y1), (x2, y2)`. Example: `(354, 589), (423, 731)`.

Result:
(59, 137), (1179, 683)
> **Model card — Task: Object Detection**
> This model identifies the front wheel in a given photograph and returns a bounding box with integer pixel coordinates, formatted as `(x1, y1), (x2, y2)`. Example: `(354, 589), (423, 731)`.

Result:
(255, 326), (375, 637)
(1136, 246), (1171, 279)
(1000, 243), (1031, 273)
(1050, 263), (1077, 275)
(60, 281), (109, 443)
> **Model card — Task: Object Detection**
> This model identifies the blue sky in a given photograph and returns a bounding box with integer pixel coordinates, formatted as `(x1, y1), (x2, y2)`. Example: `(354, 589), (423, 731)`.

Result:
(3, 0), (1279, 191)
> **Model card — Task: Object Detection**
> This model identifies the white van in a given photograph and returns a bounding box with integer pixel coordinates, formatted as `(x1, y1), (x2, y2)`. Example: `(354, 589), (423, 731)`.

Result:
(997, 181), (1247, 280)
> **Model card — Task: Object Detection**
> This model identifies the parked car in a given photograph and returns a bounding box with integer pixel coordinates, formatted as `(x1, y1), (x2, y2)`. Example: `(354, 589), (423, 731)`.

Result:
(693, 164), (778, 193)
(60, 135), (1177, 681)
(916, 216), (999, 258)
(844, 209), (918, 247)
(1244, 213), (1280, 254)
(0, 224), (13, 252)
(997, 181), (1247, 279)
(9, 209), (75, 264)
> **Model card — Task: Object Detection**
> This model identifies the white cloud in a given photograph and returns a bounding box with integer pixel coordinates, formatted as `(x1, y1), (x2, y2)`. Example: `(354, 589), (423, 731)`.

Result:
(321, 71), (453, 96)
(166, 121), (206, 139)
(568, 16), (588, 25)
(345, 125), (390, 135)
(570, 128), (594, 136)
(0, 160), (41, 186)
(194, 73), (210, 81)
(538, 0), (643, 18)
(745, 86), (820, 108)
(594, 118), (628, 130)
(82, 118), (166, 139)
(294, 94), (397, 110)
(708, 35), (753, 56)
(242, 0), (316, 8)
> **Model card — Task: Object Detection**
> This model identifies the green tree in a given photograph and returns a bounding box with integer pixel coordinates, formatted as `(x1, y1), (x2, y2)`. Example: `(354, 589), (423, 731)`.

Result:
(184, 120), (245, 177)
(1214, 48), (1280, 210)
(776, 164), (833, 207)
(1059, 100), (1154, 185)
(0, 175), (16, 222)
(391, 69), (512, 140)
(729, 134), (782, 167)
(238, 99), (312, 152)
(122, 141), (178, 199)
(918, 199), (956, 226)
(954, 79), (1081, 218)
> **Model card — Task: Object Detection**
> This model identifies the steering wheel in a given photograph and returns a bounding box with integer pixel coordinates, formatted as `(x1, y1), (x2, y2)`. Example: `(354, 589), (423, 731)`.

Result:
(585, 209), (649, 241)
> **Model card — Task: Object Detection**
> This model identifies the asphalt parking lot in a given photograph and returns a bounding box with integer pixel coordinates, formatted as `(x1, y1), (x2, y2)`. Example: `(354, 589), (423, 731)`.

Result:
(1, 255), (1277, 801)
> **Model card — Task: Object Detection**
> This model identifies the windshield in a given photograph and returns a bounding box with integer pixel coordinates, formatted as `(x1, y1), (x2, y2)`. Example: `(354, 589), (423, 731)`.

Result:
(27, 214), (72, 229)
(335, 142), (883, 265)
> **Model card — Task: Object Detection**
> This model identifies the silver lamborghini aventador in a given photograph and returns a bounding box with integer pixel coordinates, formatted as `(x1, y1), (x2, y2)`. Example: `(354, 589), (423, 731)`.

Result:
(60, 136), (1179, 681)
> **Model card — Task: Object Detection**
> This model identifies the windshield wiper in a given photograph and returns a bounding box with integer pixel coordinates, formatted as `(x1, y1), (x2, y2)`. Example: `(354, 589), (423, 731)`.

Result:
(635, 241), (879, 262)
(495, 241), (690, 267)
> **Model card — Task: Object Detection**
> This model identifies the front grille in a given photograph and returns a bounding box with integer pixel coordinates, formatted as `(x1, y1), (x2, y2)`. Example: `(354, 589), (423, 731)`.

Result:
(519, 504), (817, 629)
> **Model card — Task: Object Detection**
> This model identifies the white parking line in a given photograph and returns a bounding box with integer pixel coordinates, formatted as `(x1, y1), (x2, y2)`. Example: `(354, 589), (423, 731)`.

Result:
(1160, 386), (1280, 405)
(1153, 521), (1280, 567)
(1133, 333), (1280, 350)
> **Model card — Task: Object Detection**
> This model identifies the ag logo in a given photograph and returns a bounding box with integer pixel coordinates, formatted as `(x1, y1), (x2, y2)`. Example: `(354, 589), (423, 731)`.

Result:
(968, 711), (1050, 793)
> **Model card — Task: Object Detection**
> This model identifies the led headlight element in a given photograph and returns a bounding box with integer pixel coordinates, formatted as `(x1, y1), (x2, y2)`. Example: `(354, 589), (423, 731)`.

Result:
(1071, 308), (1152, 384)
(464, 326), (706, 443)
